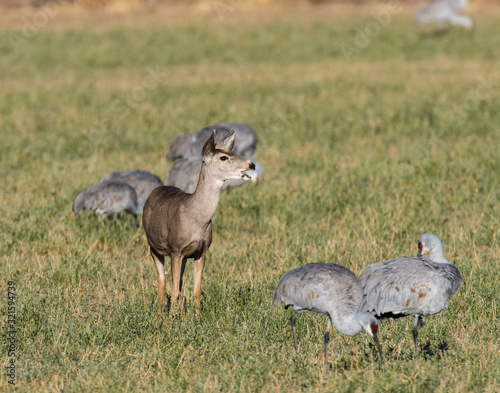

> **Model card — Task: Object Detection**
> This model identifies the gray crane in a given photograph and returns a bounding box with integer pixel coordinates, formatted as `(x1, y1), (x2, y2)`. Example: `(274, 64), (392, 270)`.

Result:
(72, 181), (141, 221)
(358, 234), (463, 358)
(273, 263), (382, 372)
(164, 157), (202, 194)
(414, 0), (473, 29)
(100, 170), (163, 213)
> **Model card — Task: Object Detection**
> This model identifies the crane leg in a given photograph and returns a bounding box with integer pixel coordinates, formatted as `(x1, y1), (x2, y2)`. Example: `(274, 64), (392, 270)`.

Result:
(290, 311), (304, 352)
(413, 315), (424, 358)
(324, 319), (331, 373)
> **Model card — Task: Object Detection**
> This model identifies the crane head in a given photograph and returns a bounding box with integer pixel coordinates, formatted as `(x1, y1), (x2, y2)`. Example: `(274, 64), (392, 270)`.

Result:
(358, 312), (383, 359)
(417, 233), (444, 260)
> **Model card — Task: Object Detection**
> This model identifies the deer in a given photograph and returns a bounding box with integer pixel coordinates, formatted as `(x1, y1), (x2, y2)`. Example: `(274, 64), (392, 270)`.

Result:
(142, 130), (255, 313)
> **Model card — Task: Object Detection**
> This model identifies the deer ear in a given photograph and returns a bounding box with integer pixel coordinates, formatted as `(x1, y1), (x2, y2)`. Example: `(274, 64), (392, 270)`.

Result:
(202, 130), (216, 157)
(215, 130), (235, 152)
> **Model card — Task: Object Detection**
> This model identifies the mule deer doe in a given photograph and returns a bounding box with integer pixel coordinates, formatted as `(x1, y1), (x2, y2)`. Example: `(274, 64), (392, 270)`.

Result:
(142, 130), (255, 313)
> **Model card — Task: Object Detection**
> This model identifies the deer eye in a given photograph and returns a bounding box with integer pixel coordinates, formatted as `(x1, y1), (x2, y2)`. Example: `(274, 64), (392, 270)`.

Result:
(220, 156), (228, 161)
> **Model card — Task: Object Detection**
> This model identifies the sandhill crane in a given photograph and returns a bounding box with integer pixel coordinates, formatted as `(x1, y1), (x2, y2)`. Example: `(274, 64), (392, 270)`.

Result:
(358, 234), (463, 358)
(164, 157), (202, 194)
(72, 181), (141, 221)
(100, 170), (163, 213)
(414, 0), (473, 29)
(273, 263), (382, 372)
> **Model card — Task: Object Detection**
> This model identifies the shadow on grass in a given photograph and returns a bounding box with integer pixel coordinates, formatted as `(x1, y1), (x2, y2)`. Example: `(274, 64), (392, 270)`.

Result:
(421, 340), (450, 360)
(419, 28), (451, 39)
(381, 340), (451, 362)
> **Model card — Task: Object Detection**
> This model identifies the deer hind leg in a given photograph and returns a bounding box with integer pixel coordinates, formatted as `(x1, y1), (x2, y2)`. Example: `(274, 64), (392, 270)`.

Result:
(193, 255), (206, 311)
(150, 248), (165, 309)
(179, 258), (187, 311)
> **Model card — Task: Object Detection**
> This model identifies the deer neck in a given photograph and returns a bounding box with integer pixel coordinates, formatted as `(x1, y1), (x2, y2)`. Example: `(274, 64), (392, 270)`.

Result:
(187, 162), (223, 225)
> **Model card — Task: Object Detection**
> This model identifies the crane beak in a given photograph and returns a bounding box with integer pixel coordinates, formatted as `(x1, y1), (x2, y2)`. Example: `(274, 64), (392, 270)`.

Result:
(373, 332), (383, 360)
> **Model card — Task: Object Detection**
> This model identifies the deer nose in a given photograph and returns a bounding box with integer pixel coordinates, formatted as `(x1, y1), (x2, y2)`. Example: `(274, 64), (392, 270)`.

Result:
(249, 162), (255, 171)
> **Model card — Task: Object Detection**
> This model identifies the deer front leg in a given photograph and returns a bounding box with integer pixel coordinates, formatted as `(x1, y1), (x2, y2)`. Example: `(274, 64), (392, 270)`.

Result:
(170, 256), (187, 313)
(193, 255), (206, 311)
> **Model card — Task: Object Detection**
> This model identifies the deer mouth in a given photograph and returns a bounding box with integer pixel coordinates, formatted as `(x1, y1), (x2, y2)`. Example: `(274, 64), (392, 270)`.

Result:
(241, 171), (252, 180)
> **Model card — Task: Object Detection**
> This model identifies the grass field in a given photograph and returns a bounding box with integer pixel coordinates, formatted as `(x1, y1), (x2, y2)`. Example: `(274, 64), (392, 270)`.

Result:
(1, 3), (500, 392)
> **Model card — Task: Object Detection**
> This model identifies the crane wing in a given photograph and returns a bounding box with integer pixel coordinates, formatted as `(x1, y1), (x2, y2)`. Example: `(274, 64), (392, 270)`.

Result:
(273, 263), (360, 313)
(359, 257), (460, 317)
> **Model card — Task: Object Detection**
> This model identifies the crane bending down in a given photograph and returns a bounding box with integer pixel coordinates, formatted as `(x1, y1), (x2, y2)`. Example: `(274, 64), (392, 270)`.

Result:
(358, 234), (463, 358)
(100, 170), (163, 214)
(273, 263), (382, 372)
(414, 0), (473, 29)
(72, 181), (141, 220)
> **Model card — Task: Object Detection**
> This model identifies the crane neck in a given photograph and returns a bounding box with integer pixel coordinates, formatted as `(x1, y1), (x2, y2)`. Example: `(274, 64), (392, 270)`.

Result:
(419, 244), (450, 264)
(429, 249), (450, 264)
(330, 312), (364, 337)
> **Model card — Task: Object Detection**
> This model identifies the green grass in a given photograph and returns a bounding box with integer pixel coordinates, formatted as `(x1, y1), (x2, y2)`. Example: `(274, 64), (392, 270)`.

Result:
(1, 7), (500, 392)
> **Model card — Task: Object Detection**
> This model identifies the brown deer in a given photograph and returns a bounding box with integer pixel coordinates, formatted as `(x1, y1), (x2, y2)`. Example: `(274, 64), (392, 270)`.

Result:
(142, 130), (255, 312)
